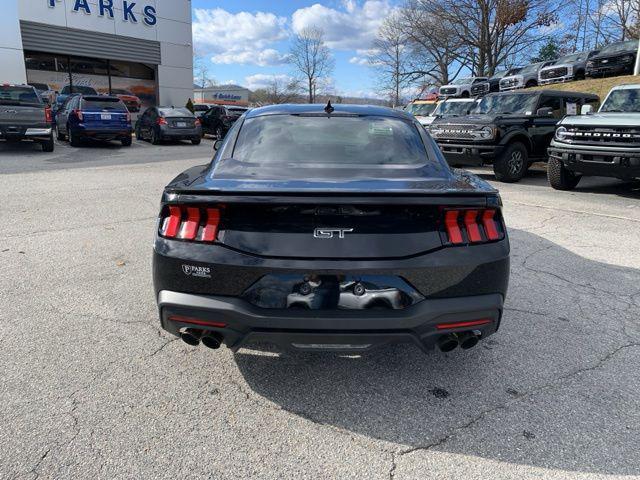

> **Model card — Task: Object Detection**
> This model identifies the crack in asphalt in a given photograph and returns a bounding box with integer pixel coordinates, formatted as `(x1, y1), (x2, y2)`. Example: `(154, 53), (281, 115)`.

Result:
(395, 341), (640, 460)
(509, 201), (640, 224)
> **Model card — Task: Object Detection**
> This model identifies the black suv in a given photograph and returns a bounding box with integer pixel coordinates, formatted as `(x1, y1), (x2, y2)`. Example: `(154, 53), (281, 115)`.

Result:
(199, 105), (248, 138)
(428, 90), (600, 182)
(586, 40), (638, 78)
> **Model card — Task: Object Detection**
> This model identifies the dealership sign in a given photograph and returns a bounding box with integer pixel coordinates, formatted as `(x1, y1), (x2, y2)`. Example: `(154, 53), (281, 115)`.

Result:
(48, 0), (157, 26)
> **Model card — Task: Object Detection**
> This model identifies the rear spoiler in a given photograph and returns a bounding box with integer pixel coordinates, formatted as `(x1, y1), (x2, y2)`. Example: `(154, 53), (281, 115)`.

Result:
(164, 191), (500, 208)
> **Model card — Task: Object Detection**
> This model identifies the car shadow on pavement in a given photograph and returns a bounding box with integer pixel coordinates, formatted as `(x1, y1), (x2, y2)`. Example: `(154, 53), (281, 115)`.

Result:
(232, 228), (640, 476)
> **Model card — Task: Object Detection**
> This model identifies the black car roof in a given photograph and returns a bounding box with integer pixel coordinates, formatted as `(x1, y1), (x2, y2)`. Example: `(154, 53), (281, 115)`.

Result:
(486, 90), (599, 100)
(246, 103), (413, 120)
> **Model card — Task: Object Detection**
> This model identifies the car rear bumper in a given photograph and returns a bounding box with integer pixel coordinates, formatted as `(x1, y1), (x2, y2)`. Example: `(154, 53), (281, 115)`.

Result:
(549, 142), (640, 179)
(157, 290), (503, 353)
(0, 126), (52, 141)
(74, 126), (132, 140)
(436, 142), (502, 166)
(159, 127), (202, 139)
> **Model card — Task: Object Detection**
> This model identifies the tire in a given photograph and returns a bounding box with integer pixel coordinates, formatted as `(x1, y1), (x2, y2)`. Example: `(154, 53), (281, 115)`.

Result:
(41, 134), (54, 152)
(460, 91), (470, 98)
(150, 128), (161, 145)
(525, 80), (537, 88)
(69, 127), (81, 147)
(575, 70), (585, 81)
(548, 156), (581, 190)
(55, 124), (66, 141)
(493, 142), (528, 183)
(191, 137), (201, 145)
(121, 136), (132, 147)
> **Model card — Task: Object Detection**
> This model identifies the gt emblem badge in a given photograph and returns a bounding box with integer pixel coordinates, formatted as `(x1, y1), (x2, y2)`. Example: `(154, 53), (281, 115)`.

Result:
(313, 228), (354, 239)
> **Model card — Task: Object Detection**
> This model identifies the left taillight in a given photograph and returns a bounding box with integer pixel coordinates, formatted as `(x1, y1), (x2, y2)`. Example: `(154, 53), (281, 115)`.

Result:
(442, 208), (504, 245)
(44, 106), (52, 123)
(159, 205), (222, 242)
(194, 118), (201, 126)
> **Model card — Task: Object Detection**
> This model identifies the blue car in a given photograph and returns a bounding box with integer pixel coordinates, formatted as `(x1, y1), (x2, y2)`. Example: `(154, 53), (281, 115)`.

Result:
(52, 85), (98, 120)
(55, 95), (132, 147)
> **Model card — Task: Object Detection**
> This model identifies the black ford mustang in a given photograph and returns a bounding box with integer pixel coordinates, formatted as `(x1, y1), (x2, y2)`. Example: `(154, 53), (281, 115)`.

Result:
(153, 104), (510, 354)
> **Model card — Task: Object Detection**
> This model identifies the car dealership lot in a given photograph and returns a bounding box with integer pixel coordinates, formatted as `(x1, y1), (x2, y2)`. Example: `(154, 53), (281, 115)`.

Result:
(1, 140), (639, 479)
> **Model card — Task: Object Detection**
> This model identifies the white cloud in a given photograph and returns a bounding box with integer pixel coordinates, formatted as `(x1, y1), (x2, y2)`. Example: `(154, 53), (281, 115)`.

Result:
(245, 74), (296, 90)
(193, 8), (289, 66)
(349, 56), (369, 65)
(291, 1), (393, 50)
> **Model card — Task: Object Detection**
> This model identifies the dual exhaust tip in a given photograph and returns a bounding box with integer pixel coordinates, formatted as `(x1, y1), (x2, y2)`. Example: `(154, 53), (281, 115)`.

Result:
(437, 331), (480, 352)
(180, 329), (224, 349)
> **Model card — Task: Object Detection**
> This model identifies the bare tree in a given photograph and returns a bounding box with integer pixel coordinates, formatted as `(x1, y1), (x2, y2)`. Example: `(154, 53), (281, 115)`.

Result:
(289, 27), (334, 103)
(369, 14), (413, 106)
(398, 1), (464, 85)
(193, 52), (216, 88)
(250, 77), (302, 106)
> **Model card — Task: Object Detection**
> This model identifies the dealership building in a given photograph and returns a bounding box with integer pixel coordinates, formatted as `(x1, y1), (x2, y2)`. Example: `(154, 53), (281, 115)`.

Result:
(1, 0), (193, 107)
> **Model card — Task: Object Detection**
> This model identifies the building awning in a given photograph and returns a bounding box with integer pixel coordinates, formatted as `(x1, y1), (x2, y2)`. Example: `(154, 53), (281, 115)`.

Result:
(20, 21), (161, 65)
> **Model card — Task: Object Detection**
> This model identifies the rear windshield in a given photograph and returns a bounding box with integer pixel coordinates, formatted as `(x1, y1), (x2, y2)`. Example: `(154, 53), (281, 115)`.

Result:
(232, 115), (429, 166)
(0, 86), (42, 106)
(81, 97), (127, 111)
(194, 105), (210, 111)
(61, 85), (98, 95)
(159, 108), (193, 117)
(110, 89), (133, 95)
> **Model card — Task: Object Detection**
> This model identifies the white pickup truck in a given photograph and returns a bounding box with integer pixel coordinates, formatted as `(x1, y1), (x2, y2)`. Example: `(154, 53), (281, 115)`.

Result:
(0, 84), (54, 152)
(547, 84), (640, 189)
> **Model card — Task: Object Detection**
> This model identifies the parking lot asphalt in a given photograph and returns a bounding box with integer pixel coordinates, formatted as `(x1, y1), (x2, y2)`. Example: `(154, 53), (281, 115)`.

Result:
(1, 138), (640, 479)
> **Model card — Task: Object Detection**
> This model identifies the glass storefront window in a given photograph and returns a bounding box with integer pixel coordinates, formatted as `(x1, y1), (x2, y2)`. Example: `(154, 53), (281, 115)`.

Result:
(110, 60), (155, 80)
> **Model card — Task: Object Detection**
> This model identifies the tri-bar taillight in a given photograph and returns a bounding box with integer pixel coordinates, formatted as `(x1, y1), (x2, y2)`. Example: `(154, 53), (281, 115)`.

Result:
(159, 205), (221, 242)
(443, 208), (504, 245)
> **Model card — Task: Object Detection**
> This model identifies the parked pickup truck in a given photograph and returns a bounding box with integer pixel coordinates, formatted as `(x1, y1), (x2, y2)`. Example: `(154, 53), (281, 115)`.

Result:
(439, 77), (488, 98)
(428, 90), (599, 182)
(538, 50), (599, 85)
(548, 84), (640, 190)
(0, 84), (54, 152)
(586, 40), (638, 78)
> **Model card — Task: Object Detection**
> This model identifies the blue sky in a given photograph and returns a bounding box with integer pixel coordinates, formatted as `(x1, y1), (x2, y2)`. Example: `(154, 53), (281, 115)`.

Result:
(190, 0), (397, 97)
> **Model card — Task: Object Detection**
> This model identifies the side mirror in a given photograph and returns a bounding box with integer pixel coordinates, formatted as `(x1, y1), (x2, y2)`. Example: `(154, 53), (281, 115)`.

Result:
(581, 104), (594, 115)
(213, 139), (223, 151)
(536, 107), (554, 116)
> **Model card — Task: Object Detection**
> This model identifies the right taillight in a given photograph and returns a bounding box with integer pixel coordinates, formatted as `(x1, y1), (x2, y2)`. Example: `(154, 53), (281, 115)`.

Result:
(159, 205), (222, 242)
(442, 208), (504, 245)
(156, 117), (168, 125)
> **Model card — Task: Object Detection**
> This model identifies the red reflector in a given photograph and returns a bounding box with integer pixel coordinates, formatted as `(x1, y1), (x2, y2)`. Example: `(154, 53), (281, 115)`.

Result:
(200, 208), (220, 242)
(482, 209), (500, 240)
(436, 319), (492, 330)
(168, 315), (227, 328)
(445, 210), (463, 244)
(178, 207), (200, 240)
(464, 210), (482, 242)
(163, 206), (182, 238)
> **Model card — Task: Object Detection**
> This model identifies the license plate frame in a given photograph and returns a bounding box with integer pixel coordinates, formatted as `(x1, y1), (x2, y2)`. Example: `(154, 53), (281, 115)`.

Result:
(100, 113), (112, 120)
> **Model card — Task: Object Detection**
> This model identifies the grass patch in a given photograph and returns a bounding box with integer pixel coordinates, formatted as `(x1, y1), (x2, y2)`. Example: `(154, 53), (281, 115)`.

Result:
(530, 75), (639, 101)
